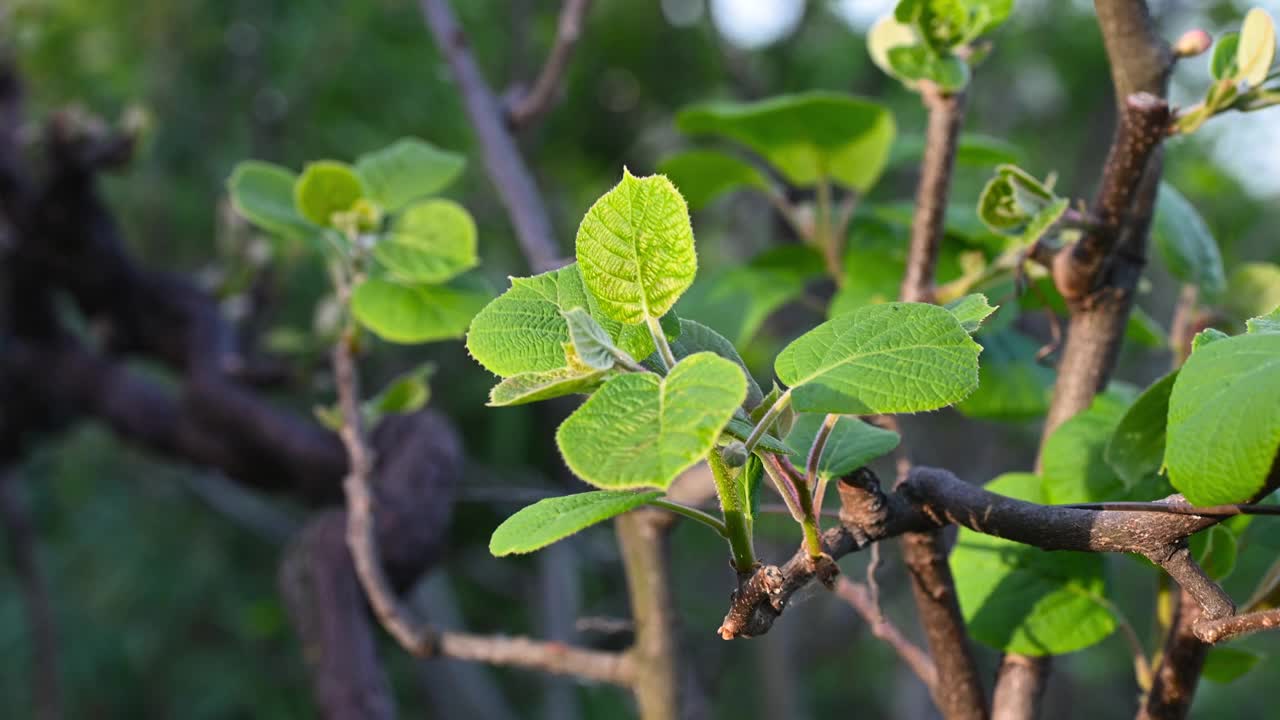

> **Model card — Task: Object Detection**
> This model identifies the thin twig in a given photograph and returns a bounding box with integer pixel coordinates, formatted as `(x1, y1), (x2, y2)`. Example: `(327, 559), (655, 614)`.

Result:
(834, 577), (939, 692)
(507, 0), (593, 128)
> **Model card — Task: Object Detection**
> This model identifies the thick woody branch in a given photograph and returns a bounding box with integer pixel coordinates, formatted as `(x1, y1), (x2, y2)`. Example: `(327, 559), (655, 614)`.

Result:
(900, 85), (967, 305)
(507, 0), (593, 128)
(419, 0), (561, 272)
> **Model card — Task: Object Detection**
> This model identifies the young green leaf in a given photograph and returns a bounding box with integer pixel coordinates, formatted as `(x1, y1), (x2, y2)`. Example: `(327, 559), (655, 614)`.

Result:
(1165, 332), (1280, 505)
(775, 302), (981, 415)
(1247, 305), (1280, 334)
(352, 278), (488, 344)
(1041, 389), (1135, 503)
(1152, 184), (1226, 298)
(355, 138), (465, 212)
(1203, 647), (1264, 684)
(785, 413), (900, 479)
(1105, 371), (1177, 489)
(294, 161), (365, 227)
(556, 353), (747, 490)
(366, 364), (434, 423)
(656, 149), (770, 210)
(488, 365), (611, 407)
(575, 170), (697, 326)
(867, 14), (921, 84)
(1212, 31), (1241, 80)
(373, 199), (478, 284)
(676, 92), (896, 192)
(945, 293), (998, 334)
(562, 307), (628, 370)
(466, 264), (659, 377)
(951, 472), (1115, 656)
(1192, 327), (1230, 352)
(1237, 8), (1276, 88)
(227, 161), (316, 239)
(977, 164), (1061, 234)
(489, 490), (662, 556)
(887, 44), (970, 92)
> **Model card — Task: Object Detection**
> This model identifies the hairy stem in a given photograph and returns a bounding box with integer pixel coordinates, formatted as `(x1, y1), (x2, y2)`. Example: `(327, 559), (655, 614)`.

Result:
(743, 389), (791, 454)
(647, 315), (677, 372)
(708, 450), (757, 570)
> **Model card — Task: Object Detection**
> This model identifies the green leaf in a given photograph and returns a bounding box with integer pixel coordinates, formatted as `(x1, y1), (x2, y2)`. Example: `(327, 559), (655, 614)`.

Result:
(294, 161), (364, 227)
(956, 329), (1054, 421)
(887, 44), (970, 92)
(487, 366), (610, 407)
(556, 353), (747, 490)
(657, 150), (770, 210)
(785, 414), (900, 479)
(676, 92), (897, 192)
(676, 245), (824, 346)
(489, 490), (662, 556)
(1165, 332), (1280, 505)
(951, 472), (1115, 656)
(977, 165), (1061, 235)
(1237, 8), (1276, 87)
(1212, 31), (1241, 80)
(1247, 305), (1280, 334)
(1152, 184), (1226, 297)
(1106, 371), (1177, 489)
(945, 293), (998, 334)
(227, 161), (316, 239)
(466, 264), (659, 377)
(562, 307), (627, 371)
(355, 138), (465, 212)
(1225, 262), (1280, 322)
(575, 170), (697, 325)
(867, 14), (921, 82)
(366, 364), (433, 424)
(1190, 525), (1238, 581)
(723, 417), (796, 455)
(1202, 647), (1264, 684)
(667, 319), (763, 409)
(1192, 327), (1230, 352)
(373, 199), (478, 284)
(775, 302), (981, 414)
(1041, 390), (1134, 503)
(352, 278), (488, 344)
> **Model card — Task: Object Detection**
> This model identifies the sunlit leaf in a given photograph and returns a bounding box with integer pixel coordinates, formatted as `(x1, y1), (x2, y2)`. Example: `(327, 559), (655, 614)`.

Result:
(489, 491), (662, 556)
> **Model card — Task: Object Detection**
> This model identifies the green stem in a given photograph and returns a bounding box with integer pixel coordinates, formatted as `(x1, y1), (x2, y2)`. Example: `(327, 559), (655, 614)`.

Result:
(646, 315), (676, 372)
(743, 389), (791, 454)
(816, 175), (840, 285)
(806, 413), (840, 525)
(707, 450), (756, 571)
(647, 499), (728, 538)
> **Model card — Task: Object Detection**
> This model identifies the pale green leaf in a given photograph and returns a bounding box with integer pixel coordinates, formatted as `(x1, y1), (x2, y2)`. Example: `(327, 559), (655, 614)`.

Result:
(575, 170), (697, 325)
(355, 138), (465, 212)
(1192, 327), (1230, 352)
(952, 472), (1115, 656)
(667, 319), (763, 409)
(785, 413), (900, 479)
(488, 366), (610, 407)
(556, 353), (747, 490)
(562, 307), (626, 371)
(1203, 647), (1263, 684)
(956, 329), (1054, 421)
(1165, 332), (1280, 505)
(1106, 371), (1176, 489)
(489, 491), (662, 556)
(1126, 305), (1169, 349)
(676, 92), (896, 192)
(227, 161), (316, 239)
(1212, 31), (1241, 80)
(1247, 305), (1280, 334)
(775, 302), (981, 414)
(887, 44), (970, 92)
(366, 364), (433, 423)
(657, 150), (770, 210)
(352, 278), (488, 344)
(1020, 198), (1068, 246)
(294, 161), (364, 227)
(466, 264), (658, 377)
(373, 199), (478, 284)
(867, 14), (920, 82)
(1153, 184), (1226, 297)
(1042, 390), (1134, 503)
(978, 164), (1060, 234)
(1237, 8), (1276, 87)
(945, 293), (998, 334)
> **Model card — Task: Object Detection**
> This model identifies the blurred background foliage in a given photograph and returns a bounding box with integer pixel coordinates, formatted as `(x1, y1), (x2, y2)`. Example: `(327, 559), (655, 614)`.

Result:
(2, 0), (1279, 717)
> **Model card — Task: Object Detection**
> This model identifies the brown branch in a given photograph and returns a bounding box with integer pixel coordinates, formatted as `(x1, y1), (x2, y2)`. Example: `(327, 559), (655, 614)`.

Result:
(900, 84), (967, 305)
(437, 630), (633, 685)
(616, 510), (686, 720)
(418, 0), (562, 272)
(0, 469), (62, 720)
(506, 0), (592, 128)
(1137, 590), (1206, 720)
(1193, 608), (1280, 644)
(834, 577), (939, 692)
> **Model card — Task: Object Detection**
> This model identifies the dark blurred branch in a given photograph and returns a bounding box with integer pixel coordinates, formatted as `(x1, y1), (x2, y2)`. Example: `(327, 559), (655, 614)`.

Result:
(1137, 590), (1205, 720)
(0, 468), (62, 720)
(419, 0), (562, 272)
(507, 0), (592, 128)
